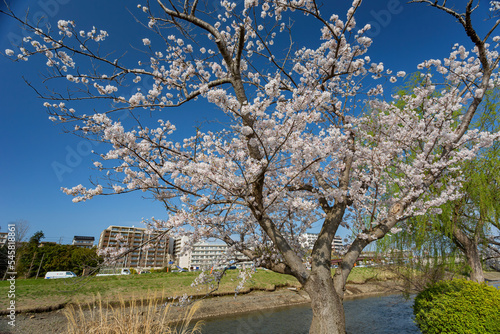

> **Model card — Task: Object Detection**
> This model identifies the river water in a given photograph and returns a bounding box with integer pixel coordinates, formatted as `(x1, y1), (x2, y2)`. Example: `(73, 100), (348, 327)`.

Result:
(199, 293), (420, 334)
(198, 282), (499, 333)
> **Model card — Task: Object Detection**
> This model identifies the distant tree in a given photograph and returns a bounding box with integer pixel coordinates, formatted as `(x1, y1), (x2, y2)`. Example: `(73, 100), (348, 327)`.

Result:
(4, 219), (31, 247)
(10, 219), (30, 244)
(0, 245), (8, 279)
(17, 230), (45, 277)
(3, 220), (31, 277)
(41, 244), (100, 275)
(28, 231), (44, 245)
(17, 242), (101, 278)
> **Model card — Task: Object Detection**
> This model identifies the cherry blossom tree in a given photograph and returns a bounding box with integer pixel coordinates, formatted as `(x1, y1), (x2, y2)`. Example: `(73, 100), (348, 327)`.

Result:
(3, 0), (500, 332)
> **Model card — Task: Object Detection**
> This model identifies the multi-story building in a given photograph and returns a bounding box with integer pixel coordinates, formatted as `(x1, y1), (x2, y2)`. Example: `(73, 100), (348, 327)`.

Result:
(300, 233), (319, 250)
(98, 225), (174, 270)
(300, 233), (343, 252)
(332, 236), (343, 253)
(174, 235), (189, 267)
(175, 236), (251, 270)
(72, 236), (95, 248)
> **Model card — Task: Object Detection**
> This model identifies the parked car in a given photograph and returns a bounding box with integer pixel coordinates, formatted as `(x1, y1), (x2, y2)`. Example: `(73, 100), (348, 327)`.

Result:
(138, 270), (150, 274)
(96, 268), (131, 276)
(44, 271), (77, 279)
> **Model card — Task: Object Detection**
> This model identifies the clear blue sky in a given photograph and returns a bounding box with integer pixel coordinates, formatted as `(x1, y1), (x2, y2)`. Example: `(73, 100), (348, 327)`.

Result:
(0, 0), (495, 244)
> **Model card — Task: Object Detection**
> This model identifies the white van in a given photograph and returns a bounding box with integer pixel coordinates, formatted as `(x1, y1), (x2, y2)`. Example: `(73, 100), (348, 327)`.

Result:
(96, 268), (131, 276)
(45, 271), (77, 279)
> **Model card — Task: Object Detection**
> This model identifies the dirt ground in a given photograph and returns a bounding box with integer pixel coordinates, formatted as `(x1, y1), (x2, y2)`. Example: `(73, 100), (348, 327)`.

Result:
(484, 271), (500, 281)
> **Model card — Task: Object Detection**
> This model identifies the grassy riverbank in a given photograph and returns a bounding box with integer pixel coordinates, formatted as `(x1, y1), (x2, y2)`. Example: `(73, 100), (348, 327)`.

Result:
(0, 267), (397, 312)
(1, 268), (496, 334)
(0, 269), (299, 311)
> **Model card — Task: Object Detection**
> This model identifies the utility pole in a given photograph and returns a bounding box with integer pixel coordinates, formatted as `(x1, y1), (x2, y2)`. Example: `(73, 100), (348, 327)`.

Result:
(26, 251), (37, 279)
(35, 253), (45, 279)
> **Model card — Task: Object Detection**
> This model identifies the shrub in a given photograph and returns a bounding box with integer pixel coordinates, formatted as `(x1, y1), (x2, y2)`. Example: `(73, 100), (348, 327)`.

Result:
(413, 279), (500, 334)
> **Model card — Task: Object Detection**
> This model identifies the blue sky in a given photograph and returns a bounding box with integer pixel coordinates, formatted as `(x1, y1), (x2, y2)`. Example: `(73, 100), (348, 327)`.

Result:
(0, 0), (495, 244)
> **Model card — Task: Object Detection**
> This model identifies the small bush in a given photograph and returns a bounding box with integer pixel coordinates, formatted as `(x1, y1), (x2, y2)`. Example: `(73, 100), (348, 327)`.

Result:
(413, 279), (500, 334)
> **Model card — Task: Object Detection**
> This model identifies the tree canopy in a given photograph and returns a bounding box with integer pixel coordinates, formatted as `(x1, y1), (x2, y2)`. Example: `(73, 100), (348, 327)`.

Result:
(3, 1), (500, 333)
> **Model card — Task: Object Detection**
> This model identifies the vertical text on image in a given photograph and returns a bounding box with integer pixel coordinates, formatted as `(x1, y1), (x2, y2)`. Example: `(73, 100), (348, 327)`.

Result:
(6, 224), (17, 327)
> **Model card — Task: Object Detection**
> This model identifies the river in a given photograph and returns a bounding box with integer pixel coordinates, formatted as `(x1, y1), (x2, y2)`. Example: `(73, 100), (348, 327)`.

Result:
(199, 293), (420, 334)
(197, 282), (499, 333)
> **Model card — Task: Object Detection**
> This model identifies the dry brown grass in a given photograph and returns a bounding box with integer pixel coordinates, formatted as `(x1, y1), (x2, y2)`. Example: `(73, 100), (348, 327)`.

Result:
(64, 291), (204, 334)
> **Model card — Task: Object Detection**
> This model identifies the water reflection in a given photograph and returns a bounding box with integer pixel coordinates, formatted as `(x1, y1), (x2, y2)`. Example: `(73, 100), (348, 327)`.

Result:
(344, 294), (419, 334)
(199, 294), (420, 334)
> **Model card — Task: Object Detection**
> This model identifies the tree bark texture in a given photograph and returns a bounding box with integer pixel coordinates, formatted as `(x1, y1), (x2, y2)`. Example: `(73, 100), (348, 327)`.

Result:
(465, 243), (485, 283)
(452, 228), (485, 283)
(304, 273), (346, 334)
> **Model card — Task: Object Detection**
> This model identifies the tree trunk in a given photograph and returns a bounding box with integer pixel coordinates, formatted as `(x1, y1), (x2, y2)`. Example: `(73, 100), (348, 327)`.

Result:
(452, 228), (484, 283)
(304, 272), (346, 334)
(464, 240), (484, 283)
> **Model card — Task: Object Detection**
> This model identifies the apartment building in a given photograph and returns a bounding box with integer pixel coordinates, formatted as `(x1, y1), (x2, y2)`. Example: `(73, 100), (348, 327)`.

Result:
(300, 233), (343, 252)
(98, 225), (174, 269)
(72, 236), (95, 248)
(175, 236), (251, 270)
(300, 233), (318, 250)
(332, 236), (344, 253)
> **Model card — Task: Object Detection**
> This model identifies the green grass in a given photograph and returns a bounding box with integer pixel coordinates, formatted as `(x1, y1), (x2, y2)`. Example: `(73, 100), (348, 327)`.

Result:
(344, 266), (396, 284)
(0, 267), (394, 311)
(0, 269), (299, 311)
